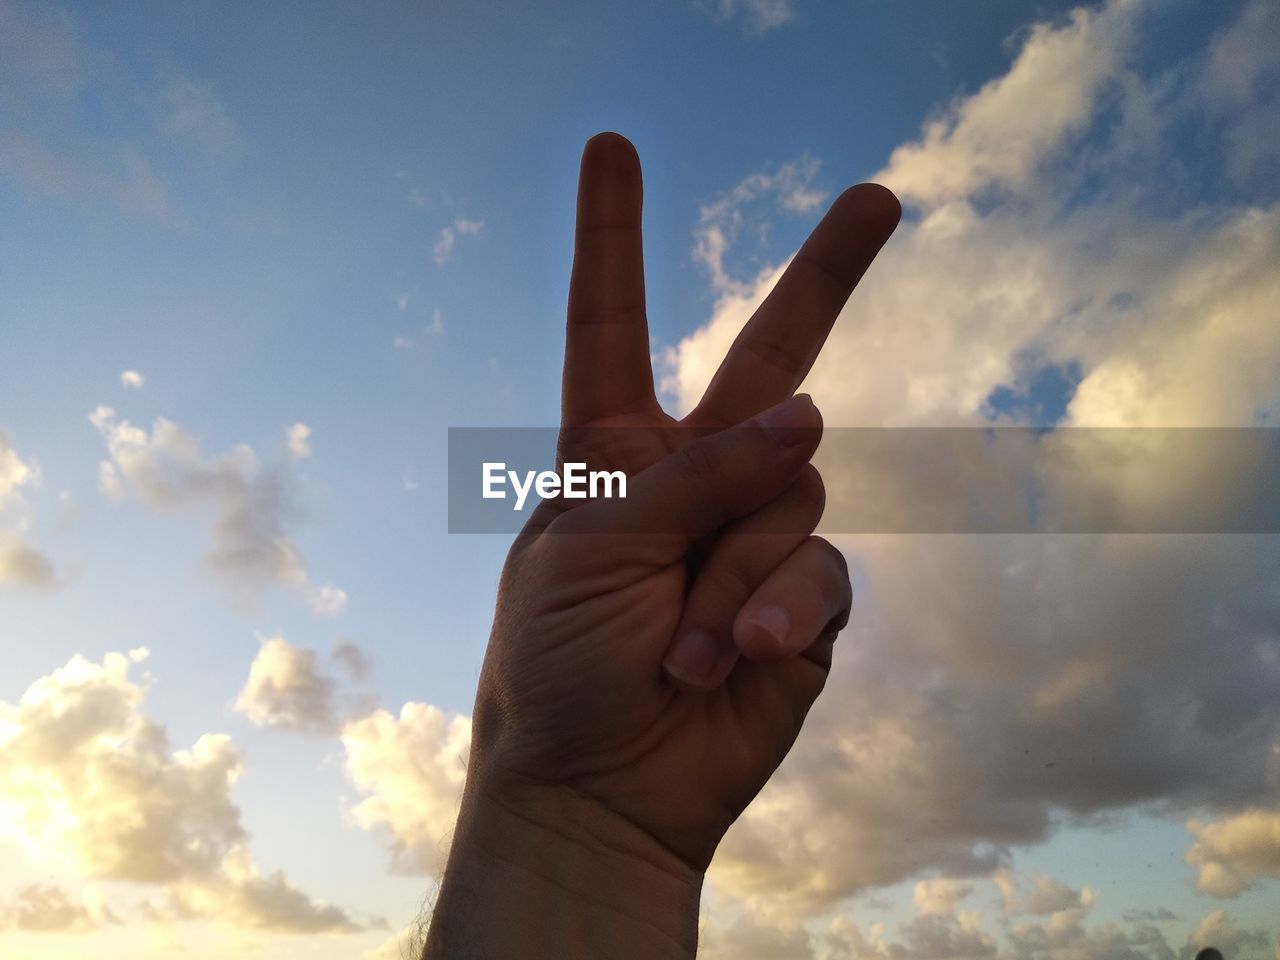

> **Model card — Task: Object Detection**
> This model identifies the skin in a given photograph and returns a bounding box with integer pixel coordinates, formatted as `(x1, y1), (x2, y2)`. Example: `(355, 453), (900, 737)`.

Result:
(423, 132), (900, 958)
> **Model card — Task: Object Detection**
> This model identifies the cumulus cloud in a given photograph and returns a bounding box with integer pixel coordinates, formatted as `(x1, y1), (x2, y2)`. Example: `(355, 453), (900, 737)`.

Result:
(1185, 808), (1280, 897)
(662, 0), (1280, 922)
(342, 703), (471, 874)
(913, 878), (975, 917)
(0, 650), (358, 933)
(877, 2), (1137, 209)
(1, 884), (118, 933)
(120, 368), (144, 389)
(89, 406), (345, 614)
(432, 217), (484, 265)
(700, 871), (1148, 960)
(235, 635), (370, 736)
(1189, 910), (1269, 954)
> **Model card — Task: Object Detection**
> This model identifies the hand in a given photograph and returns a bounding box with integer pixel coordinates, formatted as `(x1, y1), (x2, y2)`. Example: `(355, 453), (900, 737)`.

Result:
(425, 133), (899, 958)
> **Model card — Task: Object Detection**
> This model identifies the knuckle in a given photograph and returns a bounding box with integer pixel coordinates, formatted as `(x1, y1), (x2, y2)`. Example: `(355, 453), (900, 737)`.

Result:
(812, 535), (849, 580)
(698, 557), (758, 607)
(789, 464), (827, 515)
(678, 439), (725, 488)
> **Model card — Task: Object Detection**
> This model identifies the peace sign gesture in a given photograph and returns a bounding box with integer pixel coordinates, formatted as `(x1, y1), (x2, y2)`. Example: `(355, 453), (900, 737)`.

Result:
(425, 133), (899, 959)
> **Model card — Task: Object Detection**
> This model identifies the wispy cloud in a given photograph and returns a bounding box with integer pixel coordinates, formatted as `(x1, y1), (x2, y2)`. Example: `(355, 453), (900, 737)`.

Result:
(89, 407), (345, 615)
(692, 155), (826, 294)
(432, 217), (484, 265)
(0, 0), (241, 225)
(698, 0), (796, 34)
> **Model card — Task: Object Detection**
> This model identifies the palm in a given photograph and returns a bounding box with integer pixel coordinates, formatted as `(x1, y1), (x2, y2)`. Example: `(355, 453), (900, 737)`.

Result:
(474, 133), (899, 872)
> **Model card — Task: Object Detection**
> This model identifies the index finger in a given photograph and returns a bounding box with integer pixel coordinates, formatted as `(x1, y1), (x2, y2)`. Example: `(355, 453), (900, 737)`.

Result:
(689, 183), (900, 426)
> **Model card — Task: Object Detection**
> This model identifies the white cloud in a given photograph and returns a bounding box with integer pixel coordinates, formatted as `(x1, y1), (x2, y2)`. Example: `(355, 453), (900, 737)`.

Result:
(700, 0), (796, 34)
(120, 369), (145, 389)
(913, 878), (973, 917)
(1186, 808), (1280, 897)
(152, 65), (242, 160)
(876, 1), (1137, 209)
(89, 406), (345, 614)
(0, 431), (56, 589)
(432, 217), (484, 265)
(363, 922), (426, 960)
(0, 649), (359, 933)
(342, 703), (471, 874)
(0, 430), (37, 507)
(1189, 910), (1269, 954)
(665, 0), (1280, 919)
(693, 155), (826, 295)
(432, 229), (455, 264)
(1, 884), (118, 933)
(235, 635), (368, 736)
(286, 422), (312, 460)
(392, 307), (445, 351)
(0, 534), (57, 589)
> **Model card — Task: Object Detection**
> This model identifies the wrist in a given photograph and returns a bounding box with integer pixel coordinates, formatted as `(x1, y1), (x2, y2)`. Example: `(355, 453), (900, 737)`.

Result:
(425, 772), (704, 958)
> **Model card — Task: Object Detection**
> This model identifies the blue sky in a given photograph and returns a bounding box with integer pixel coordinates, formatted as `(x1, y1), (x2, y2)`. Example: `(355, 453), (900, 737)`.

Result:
(2, 0), (1280, 957)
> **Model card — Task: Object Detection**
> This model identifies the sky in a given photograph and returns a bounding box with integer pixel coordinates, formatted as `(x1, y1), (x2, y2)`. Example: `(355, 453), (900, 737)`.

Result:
(1, 0), (1279, 957)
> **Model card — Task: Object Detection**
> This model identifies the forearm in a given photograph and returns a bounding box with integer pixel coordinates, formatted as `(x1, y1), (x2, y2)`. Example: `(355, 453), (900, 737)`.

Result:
(424, 776), (704, 959)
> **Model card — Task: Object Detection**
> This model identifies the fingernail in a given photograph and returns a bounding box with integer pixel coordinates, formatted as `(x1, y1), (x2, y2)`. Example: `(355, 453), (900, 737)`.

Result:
(738, 604), (791, 652)
(663, 629), (719, 686)
(757, 394), (819, 446)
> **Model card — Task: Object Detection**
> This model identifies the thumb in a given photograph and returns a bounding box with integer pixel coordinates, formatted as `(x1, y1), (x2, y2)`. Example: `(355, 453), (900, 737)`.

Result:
(553, 394), (822, 561)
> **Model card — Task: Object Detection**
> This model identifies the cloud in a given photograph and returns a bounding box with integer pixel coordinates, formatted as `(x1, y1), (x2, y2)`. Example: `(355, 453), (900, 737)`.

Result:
(876, 2), (1137, 209)
(913, 878), (974, 917)
(692, 155), (826, 295)
(120, 369), (145, 389)
(286, 422), (312, 460)
(89, 406), (345, 614)
(393, 307), (445, 351)
(235, 635), (369, 736)
(432, 217), (484, 265)
(0, 534), (57, 588)
(698, 0), (796, 34)
(0, 1), (243, 225)
(0, 649), (359, 933)
(341, 703), (471, 874)
(363, 922), (427, 960)
(663, 0), (1280, 918)
(0, 431), (56, 589)
(701, 868), (1198, 960)
(1189, 910), (1269, 954)
(1185, 808), (1280, 897)
(0, 430), (37, 507)
(144, 846), (359, 933)
(151, 64), (242, 160)
(1, 884), (118, 933)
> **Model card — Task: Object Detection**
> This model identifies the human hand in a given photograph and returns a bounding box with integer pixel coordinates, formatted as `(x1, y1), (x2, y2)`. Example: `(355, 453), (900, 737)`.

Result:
(425, 133), (899, 958)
